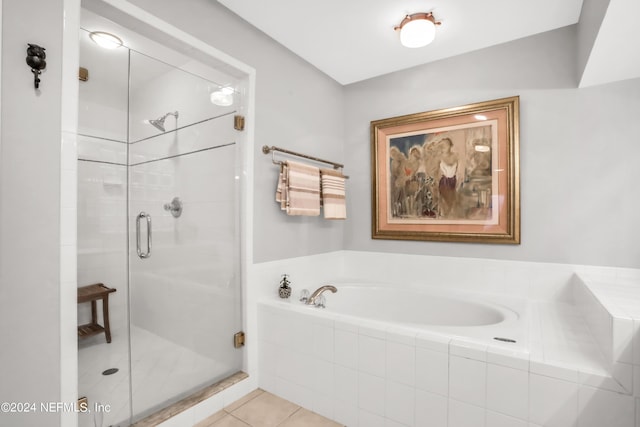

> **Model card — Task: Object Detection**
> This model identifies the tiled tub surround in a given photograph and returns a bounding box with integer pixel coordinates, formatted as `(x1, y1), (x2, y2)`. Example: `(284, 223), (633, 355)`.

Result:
(253, 251), (640, 427)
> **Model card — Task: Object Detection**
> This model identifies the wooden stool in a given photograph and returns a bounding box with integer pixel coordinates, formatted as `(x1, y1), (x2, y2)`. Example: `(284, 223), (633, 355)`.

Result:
(77, 283), (117, 343)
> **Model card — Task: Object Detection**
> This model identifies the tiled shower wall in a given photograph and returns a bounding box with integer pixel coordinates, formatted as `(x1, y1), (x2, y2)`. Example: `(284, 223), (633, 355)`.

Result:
(77, 20), (129, 335)
(76, 138), (128, 335)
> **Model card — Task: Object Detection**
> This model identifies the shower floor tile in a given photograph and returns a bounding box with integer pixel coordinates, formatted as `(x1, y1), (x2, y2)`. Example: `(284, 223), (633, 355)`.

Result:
(79, 325), (233, 427)
(196, 389), (343, 427)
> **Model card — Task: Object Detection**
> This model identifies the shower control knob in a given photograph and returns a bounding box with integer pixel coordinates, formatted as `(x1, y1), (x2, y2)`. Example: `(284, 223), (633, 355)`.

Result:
(164, 197), (183, 218)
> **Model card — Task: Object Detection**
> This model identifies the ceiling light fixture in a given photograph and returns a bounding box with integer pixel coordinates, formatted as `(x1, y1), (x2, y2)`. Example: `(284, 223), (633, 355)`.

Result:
(210, 86), (234, 106)
(394, 12), (441, 48)
(89, 31), (123, 49)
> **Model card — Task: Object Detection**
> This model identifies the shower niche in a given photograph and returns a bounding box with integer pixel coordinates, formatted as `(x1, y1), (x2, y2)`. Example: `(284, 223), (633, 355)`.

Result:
(77, 5), (246, 426)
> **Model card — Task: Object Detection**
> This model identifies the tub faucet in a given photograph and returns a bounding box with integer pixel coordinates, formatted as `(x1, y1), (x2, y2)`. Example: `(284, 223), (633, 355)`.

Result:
(306, 285), (337, 306)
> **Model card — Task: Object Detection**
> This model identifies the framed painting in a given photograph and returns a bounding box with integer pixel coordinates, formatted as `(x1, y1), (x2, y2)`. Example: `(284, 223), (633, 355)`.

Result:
(371, 96), (520, 243)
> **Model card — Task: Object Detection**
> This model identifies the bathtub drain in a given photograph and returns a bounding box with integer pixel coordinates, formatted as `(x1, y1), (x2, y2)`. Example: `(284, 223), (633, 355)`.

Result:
(493, 337), (516, 343)
(102, 368), (119, 376)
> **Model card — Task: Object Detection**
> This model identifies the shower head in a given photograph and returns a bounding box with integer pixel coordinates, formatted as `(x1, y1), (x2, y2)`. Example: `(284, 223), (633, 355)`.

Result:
(147, 111), (179, 133)
(148, 118), (166, 132)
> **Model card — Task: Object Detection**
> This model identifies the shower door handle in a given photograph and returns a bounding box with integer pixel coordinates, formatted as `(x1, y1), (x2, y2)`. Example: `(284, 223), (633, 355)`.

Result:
(136, 212), (152, 259)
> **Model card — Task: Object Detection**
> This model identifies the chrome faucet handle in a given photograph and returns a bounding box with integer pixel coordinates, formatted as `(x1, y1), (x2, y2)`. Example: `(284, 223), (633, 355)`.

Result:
(314, 294), (326, 308)
(299, 289), (310, 303)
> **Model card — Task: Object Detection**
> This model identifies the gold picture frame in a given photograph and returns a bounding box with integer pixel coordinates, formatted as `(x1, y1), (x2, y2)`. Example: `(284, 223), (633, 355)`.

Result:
(371, 96), (520, 243)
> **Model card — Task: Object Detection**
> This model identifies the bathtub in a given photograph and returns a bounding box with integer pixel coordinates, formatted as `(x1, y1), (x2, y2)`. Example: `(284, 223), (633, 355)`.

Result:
(258, 282), (533, 426)
(265, 282), (529, 350)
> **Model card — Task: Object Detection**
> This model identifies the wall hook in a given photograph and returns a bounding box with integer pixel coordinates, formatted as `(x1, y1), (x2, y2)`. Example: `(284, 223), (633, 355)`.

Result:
(26, 44), (46, 89)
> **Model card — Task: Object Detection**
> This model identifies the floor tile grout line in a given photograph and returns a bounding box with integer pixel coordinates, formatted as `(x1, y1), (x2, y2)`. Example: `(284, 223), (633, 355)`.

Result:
(213, 390), (344, 427)
(228, 412), (252, 427)
(224, 388), (265, 414)
(275, 406), (303, 426)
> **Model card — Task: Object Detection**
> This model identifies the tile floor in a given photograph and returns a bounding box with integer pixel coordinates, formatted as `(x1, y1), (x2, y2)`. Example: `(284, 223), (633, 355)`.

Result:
(195, 389), (343, 427)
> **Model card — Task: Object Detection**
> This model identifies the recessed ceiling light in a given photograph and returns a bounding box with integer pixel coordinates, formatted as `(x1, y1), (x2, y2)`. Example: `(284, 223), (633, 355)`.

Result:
(89, 31), (123, 49)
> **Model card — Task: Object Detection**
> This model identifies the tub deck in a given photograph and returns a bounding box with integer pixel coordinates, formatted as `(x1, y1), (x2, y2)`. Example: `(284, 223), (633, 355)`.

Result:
(261, 293), (616, 389)
(257, 276), (637, 427)
(530, 301), (618, 388)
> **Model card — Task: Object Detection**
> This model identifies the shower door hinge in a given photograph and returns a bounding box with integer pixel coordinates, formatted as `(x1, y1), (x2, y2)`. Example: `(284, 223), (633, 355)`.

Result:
(78, 67), (89, 82)
(234, 115), (245, 131)
(233, 331), (245, 348)
(77, 396), (88, 412)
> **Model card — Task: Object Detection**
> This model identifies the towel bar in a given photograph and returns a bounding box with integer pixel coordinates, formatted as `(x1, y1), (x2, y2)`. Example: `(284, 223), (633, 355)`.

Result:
(262, 145), (349, 178)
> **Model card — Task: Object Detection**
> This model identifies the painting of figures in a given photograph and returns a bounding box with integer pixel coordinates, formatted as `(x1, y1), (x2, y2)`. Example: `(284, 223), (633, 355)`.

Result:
(371, 97), (520, 243)
(388, 123), (495, 224)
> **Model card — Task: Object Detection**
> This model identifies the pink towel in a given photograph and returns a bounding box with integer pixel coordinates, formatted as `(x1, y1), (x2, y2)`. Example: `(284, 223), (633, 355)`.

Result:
(275, 161), (320, 216)
(320, 168), (347, 220)
(275, 163), (288, 211)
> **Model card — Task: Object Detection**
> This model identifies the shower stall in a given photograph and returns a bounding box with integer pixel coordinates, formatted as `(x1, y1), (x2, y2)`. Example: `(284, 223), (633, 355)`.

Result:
(76, 5), (247, 426)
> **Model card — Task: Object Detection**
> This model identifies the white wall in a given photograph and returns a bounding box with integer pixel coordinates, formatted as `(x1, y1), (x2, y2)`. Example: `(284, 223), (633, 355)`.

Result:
(127, 0), (346, 264)
(576, 0), (610, 83)
(344, 26), (640, 269)
(0, 0), (76, 426)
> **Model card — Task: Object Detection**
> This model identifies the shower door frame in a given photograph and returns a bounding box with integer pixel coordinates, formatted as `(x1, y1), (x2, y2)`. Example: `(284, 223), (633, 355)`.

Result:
(72, 0), (256, 425)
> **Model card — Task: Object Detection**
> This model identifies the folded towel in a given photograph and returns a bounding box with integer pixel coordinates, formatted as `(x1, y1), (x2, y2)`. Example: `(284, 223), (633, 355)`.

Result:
(284, 160), (321, 216)
(275, 163), (288, 211)
(320, 168), (347, 220)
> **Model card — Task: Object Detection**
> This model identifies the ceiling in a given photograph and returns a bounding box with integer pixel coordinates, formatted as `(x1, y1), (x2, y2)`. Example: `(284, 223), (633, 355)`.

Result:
(217, 0), (640, 87)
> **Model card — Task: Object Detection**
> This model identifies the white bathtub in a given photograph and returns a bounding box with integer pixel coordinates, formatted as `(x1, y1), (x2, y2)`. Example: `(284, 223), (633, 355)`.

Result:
(267, 283), (529, 350)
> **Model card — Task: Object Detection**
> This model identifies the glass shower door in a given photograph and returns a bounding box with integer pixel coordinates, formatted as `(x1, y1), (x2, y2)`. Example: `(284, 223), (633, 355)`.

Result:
(127, 50), (243, 421)
(77, 25), (131, 427)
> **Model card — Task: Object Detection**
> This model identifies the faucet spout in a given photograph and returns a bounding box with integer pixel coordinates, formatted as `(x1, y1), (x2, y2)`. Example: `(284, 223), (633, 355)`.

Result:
(306, 285), (337, 305)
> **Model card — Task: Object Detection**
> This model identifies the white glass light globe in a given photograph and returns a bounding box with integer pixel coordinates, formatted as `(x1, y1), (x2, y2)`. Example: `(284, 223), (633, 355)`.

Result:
(210, 90), (234, 106)
(89, 32), (123, 49)
(400, 18), (436, 48)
